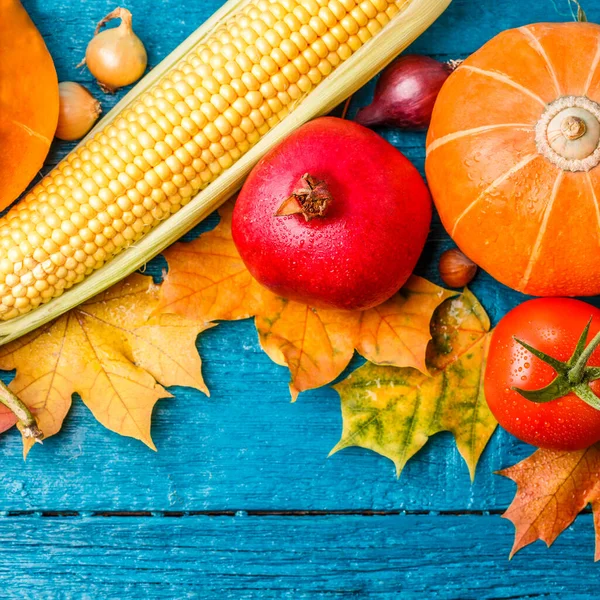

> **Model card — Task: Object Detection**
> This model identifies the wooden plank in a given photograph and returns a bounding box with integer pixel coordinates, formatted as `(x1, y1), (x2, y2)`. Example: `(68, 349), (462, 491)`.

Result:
(2, 0), (591, 514)
(27, 0), (587, 83)
(0, 513), (598, 598)
(3, 0), (598, 592)
(0, 332), (533, 511)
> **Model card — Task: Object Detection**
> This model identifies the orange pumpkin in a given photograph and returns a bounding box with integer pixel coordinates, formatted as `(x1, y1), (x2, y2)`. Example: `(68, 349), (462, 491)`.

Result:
(0, 0), (58, 210)
(426, 22), (600, 296)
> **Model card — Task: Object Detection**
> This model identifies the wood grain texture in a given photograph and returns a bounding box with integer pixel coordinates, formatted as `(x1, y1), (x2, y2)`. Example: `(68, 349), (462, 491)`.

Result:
(1, 514), (600, 599)
(2, 0), (600, 593)
(0, 0), (560, 513)
(0, 361), (532, 512)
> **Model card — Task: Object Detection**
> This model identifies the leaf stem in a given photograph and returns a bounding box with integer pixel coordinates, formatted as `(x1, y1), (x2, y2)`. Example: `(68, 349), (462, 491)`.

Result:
(0, 381), (42, 443)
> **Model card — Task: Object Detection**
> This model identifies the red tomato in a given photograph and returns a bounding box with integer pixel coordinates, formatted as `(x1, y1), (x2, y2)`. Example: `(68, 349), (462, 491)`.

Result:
(485, 298), (600, 450)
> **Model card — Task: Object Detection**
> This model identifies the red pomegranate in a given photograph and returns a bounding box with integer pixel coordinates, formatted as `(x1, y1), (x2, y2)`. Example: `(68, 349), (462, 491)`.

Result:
(232, 117), (431, 311)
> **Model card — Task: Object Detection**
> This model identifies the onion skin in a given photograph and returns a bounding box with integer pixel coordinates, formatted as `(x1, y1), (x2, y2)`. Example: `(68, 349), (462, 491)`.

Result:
(355, 55), (452, 130)
(84, 8), (147, 92)
(56, 82), (101, 141)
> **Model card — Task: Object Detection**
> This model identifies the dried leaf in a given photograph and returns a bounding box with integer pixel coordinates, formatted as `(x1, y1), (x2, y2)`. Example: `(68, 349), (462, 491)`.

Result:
(332, 290), (496, 479)
(159, 201), (450, 398)
(256, 294), (359, 400)
(356, 276), (455, 373)
(158, 202), (263, 322)
(0, 274), (210, 455)
(498, 445), (600, 559)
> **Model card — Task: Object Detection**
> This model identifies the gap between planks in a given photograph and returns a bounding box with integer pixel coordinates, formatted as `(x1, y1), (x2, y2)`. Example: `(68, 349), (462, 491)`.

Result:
(0, 508), (544, 518)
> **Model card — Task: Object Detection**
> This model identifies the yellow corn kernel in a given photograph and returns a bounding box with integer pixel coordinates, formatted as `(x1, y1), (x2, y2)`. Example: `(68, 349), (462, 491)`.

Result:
(0, 0), (409, 320)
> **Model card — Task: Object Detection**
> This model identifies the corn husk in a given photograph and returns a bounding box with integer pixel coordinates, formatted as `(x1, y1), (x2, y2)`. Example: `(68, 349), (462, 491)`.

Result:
(0, 0), (451, 345)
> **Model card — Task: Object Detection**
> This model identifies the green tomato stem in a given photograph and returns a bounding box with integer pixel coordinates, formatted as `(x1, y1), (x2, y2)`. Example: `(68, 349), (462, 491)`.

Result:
(512, 318), (600, 409)
(569, 329), (600, 384)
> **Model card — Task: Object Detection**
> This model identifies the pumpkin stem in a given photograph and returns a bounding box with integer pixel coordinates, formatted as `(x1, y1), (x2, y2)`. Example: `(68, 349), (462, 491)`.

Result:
(275, 173), (333, 221)
(561, 115), (587, 140)
(535, 95), (600, 172)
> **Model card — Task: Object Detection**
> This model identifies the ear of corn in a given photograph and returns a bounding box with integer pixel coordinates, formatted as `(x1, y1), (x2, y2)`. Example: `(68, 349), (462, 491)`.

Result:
(0, 0), (451, 345)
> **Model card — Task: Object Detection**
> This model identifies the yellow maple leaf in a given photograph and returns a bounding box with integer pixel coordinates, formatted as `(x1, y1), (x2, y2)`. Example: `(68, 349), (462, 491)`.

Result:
(159, 201), (451, 398)
(0, 274), (211, 455)
(331, 290), (496, 479)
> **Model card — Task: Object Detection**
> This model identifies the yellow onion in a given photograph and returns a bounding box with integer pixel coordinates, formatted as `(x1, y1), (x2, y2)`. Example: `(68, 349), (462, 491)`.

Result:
(56, 82), (102, 141)
(83, 7), (147, 93)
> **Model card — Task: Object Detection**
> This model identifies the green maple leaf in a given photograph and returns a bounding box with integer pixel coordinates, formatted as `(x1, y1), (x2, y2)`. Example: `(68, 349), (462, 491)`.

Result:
(331, 289), (496, 480)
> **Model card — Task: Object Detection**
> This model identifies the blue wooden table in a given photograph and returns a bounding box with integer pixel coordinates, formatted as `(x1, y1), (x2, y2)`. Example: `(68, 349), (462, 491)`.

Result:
(2, 0), (600, 597)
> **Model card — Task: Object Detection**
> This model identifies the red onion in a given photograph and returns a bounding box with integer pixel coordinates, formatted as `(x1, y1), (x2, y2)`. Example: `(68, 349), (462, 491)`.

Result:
(355, 55), (454, 130)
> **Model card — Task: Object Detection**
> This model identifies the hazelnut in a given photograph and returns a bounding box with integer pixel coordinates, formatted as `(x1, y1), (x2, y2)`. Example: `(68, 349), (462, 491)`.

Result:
(439, 249), (477, 288)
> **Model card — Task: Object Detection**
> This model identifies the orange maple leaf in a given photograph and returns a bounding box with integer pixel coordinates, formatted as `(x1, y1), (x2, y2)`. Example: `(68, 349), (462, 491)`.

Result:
(159, 201), (452, 398)
(256, 294), (359, 400)
(499, 445), (600, 559)
(0, 274), (211, 455)
(357, 278), (455, 373)
(159, 203), (263, 321)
